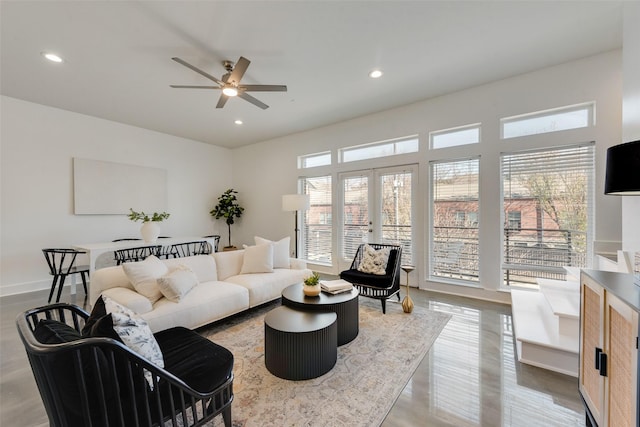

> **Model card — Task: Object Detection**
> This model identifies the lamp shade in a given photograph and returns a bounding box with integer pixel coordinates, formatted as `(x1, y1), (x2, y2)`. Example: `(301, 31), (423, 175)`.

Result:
(282, 194), (310, 211)
(604, 140), (640, 195)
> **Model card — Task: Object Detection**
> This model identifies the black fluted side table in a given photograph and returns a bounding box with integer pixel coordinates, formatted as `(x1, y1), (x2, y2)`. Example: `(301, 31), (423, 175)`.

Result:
(282, 283), (359, 345)
(264, 306), (337, 380)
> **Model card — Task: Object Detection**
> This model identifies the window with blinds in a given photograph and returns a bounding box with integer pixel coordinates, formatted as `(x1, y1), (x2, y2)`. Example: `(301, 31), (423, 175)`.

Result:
(430, 158), (480, 283)
(501, 143), (595, 286)
(301, 175), (332, 265)
(342, 175), (369, 260)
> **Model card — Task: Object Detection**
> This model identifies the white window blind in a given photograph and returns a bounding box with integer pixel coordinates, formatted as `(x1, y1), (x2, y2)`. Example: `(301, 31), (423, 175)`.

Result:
(430, 158), (480, 283)
(302, 175), (332, 265)
(501, 144), (594, 286)
(342, 175), (369, 260)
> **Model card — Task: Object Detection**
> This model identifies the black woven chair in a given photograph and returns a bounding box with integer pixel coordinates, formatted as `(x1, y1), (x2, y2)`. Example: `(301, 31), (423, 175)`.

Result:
(165, 241), (213, 259)
(42, 249), (89, 303)
(114, 245), (162, 265)
(339, 243), (403, 314)
(203, 235), (221, 253)
(16, 303), (234, 427)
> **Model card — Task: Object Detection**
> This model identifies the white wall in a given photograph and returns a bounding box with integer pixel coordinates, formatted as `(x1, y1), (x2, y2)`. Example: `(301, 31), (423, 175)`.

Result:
(0, 96), (233, 296)
(621, 2), (640, 253)
(233, 50), (623, 302)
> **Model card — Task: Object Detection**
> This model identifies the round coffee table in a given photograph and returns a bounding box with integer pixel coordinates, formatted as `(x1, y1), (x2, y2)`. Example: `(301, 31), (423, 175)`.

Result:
(282, 283), (359, 346)
(264, 306), (337, 380)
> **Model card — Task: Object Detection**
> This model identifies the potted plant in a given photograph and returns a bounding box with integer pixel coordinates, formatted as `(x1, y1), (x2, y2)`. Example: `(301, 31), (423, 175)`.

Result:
(303, 272), (321, 297)
(210, 189), (244, 250)
(128, 208), (170, 243)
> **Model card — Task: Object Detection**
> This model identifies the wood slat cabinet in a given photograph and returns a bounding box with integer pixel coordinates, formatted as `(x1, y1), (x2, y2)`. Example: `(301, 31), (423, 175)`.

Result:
(579, 270), (639, 427)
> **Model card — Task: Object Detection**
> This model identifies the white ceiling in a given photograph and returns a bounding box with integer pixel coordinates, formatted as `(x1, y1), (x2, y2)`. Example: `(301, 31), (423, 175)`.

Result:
(0, 1), (624, 149)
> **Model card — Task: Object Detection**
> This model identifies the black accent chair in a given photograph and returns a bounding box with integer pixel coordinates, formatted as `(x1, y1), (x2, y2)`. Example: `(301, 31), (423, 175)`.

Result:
(42, 249), (89, 303)
(203, 235), (221, 252)
(339, 243), (403, 314)
(16, 303), (234, 427)
(166, 241), (213, 259)
(114, 245), (162, 265)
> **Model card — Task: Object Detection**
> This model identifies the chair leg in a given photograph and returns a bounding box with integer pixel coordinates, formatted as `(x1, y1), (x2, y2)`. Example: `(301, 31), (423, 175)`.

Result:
(381, 298), (387, 314)
(80, 272), (88, 295)
(396, 292), (401, 301)
(47, 275), (59, 303)
(56, 275), (67, 303)
(222, 405), (232, 427)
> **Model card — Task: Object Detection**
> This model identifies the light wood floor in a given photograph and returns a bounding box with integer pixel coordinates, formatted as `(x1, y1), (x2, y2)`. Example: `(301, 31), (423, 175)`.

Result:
(1, 287), (585, 426)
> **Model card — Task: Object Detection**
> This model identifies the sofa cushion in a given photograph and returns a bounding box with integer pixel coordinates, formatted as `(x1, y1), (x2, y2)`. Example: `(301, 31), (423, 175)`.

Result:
(123, 255), (168, 304)
(157, 267), (199, 302)
(213, 250), (245, 281)
(102, 287), (154, 314)
(155, 327), (233, 393)
(142, 281), (249, 332)
(241, 243), (274, 274)
(163, 255), (218, 283)
(255, 236), (290, 268)
(225, 268), (311, 307)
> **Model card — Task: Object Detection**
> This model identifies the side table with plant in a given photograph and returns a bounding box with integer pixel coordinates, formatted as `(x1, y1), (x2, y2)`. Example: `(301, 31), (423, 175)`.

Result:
(128, 208), (170, 243)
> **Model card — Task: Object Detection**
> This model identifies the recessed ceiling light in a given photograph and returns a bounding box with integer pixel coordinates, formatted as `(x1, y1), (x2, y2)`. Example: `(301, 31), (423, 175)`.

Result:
(234, 120), (243, 125)
(42, 52), (63, 63)
(369, 69), (383, 79)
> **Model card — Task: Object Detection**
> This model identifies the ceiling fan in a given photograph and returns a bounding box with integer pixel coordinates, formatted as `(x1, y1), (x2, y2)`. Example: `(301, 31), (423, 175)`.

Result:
(170, 56), (287, 110)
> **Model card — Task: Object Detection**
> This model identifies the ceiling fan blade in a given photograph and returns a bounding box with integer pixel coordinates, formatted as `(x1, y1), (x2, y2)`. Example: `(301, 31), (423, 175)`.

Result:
(227, 56), (250, 85)
(216, 94), (229, 109)
(172, 57), (223, 86)
(240, 85), (287, 92)
(238, 92), (269, 110)
(170, 85), (221, 89)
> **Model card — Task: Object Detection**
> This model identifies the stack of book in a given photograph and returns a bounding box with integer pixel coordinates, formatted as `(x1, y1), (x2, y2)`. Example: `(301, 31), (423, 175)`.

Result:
(320, 279), (353, 295)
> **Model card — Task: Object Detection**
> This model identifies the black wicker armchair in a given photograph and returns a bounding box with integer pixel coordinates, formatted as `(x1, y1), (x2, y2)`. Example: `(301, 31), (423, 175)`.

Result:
(339, 243), (403, 314)
(16, 303), (233, 427)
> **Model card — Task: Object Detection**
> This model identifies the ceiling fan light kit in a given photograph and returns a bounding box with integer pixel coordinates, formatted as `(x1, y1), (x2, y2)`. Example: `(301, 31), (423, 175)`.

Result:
(171, 56), (287, 110)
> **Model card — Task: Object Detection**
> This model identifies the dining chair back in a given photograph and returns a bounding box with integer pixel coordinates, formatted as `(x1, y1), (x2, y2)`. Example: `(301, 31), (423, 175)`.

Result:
(42, 249), (89, 303)
(114, 245), (162, 265)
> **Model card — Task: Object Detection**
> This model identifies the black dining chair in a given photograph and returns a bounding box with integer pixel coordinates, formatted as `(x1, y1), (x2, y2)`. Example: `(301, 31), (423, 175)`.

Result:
(166, 241), (212, 258)
(203, 235), (221, 252)
(114, 245), (162, 265)
(42, 249), (89, 303)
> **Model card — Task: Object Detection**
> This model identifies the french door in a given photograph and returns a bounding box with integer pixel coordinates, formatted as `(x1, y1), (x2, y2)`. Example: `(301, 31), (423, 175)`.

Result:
(338, 165), (416, 271)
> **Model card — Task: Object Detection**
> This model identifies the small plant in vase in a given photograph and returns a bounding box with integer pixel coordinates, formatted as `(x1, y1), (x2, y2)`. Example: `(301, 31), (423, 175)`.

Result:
(210, 189), (244, 250)
(303, 272), (321, 297)
(128, 209), (170, 243)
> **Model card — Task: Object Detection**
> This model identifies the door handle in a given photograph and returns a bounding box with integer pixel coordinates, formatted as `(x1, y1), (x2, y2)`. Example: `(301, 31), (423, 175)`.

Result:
(595, 347), (607, 377)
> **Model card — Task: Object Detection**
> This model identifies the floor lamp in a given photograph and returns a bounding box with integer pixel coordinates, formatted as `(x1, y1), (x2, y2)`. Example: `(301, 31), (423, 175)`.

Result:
(282, 194), (310, 259)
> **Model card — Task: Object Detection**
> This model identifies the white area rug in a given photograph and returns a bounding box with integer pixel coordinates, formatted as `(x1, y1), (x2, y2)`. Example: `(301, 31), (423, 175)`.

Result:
(199, 298), (450, 427)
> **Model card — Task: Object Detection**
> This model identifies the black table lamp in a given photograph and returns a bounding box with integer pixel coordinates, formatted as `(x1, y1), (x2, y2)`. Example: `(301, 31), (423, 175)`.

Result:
(604, 140), (640, 195)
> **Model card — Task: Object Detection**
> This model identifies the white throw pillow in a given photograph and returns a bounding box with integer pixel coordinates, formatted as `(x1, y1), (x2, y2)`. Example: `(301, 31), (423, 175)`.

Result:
(122, 255), (168, 304)
(213, 249), (245, 280)
(357, 244), (391, 275)
(240, 243), (274, 274)
(103, 295), (164, 389)
(157, 266), (199, 303)
(255, 236), (290, 268)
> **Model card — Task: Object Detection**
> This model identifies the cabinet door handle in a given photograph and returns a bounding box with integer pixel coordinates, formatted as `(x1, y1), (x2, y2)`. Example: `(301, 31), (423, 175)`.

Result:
(598, 352), (608, 377)
(595, 347), (602, 370)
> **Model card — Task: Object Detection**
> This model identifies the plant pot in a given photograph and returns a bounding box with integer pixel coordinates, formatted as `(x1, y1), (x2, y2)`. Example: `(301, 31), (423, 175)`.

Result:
(140, 221), (161, 243)
(303, 284), (321, 297)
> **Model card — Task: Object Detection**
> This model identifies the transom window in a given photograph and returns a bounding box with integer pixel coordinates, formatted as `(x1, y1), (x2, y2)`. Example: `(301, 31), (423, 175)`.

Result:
(430, 124), (481, 149)
(299, 151), (331, 169)
(339, 136), (418, 163)
(501, 103), (594, 139)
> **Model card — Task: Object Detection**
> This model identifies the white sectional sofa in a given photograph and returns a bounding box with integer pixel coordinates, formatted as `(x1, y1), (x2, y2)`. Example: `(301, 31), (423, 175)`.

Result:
(90, 248), (312, 332)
